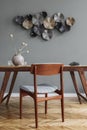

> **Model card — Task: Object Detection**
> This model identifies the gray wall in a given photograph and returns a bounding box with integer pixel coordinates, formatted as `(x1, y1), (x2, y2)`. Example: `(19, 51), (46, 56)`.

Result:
(0, 0), (87, 93)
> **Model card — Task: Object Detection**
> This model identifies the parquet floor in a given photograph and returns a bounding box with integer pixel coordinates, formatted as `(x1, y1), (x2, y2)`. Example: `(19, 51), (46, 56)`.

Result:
(0, 97), (87, 130)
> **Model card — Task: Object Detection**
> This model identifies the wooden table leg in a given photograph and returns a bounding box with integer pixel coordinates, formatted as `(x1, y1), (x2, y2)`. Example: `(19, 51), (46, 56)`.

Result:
(70, 71), (82, 104)
(6, 71), (18, 105)
(0, 71), (11, 104)
(78, 70), (87, 99)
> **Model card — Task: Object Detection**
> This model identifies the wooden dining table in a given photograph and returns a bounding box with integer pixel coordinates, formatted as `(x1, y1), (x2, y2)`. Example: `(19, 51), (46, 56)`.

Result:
(0, 65), (87, 105)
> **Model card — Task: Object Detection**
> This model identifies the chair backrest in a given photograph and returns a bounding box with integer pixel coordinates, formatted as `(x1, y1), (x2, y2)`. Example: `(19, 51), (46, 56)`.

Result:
(30, 63), (64, 95)
(31, 63), (64, 75)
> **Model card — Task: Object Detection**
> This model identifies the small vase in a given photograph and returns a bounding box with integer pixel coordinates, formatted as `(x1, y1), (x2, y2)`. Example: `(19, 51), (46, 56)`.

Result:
(12, 54), (25, 66)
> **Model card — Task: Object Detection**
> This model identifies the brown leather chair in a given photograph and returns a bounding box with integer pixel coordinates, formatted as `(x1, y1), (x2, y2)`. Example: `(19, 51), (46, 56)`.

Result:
(19, 63), (64, 128)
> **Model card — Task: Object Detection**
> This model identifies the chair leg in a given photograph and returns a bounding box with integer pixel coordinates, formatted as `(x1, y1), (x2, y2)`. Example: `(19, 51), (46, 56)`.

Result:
(45, 93), (47, 114)
(34, 100), (38, 128)
(61, 98), (64, 122)
(20, 89), (22, 119)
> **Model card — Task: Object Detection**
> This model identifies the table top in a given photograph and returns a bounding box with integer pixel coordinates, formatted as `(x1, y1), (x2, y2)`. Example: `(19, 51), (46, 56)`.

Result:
(0, 65), (31, 71)
(0, 65), (87, 71)
(63, 65), (87, 71)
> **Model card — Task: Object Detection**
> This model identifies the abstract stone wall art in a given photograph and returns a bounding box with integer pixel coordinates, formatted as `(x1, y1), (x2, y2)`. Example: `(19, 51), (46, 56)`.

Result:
(13, 11), (75, 41)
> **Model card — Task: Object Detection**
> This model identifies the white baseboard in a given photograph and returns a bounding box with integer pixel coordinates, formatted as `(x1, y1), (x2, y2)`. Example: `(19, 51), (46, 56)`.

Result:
(5, 93), (78, 97)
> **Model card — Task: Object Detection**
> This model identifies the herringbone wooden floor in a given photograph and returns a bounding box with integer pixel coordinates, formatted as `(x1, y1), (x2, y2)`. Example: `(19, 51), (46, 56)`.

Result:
(0, 97), (87, 130)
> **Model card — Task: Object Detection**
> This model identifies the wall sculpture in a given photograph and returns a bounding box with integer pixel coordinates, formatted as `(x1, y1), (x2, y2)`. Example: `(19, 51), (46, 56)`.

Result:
(13, 11), (75, 41)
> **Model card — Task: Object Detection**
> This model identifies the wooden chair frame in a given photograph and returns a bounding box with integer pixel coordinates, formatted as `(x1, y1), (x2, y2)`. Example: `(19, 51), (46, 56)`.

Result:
(20, 63), (64, 128)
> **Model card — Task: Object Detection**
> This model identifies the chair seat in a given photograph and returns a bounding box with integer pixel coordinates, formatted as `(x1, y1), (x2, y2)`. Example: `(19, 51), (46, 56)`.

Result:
(20, 83), (58, 93)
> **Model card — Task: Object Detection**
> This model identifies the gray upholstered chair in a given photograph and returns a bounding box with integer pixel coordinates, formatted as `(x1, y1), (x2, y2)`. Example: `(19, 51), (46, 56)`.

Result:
(19, 63), (64, 128)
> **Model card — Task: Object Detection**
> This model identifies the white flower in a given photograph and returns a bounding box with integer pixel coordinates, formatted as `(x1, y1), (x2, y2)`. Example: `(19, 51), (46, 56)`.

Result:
(17, 43), (30, 55)
(10, 33), (14, 38)
(9, 33), (30, 55)
(27, 50), (29, 53)
(21, 42), (27, 46)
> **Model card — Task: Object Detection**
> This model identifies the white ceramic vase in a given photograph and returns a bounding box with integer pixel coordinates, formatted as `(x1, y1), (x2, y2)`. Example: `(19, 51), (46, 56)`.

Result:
(12, 54), (25, 66)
